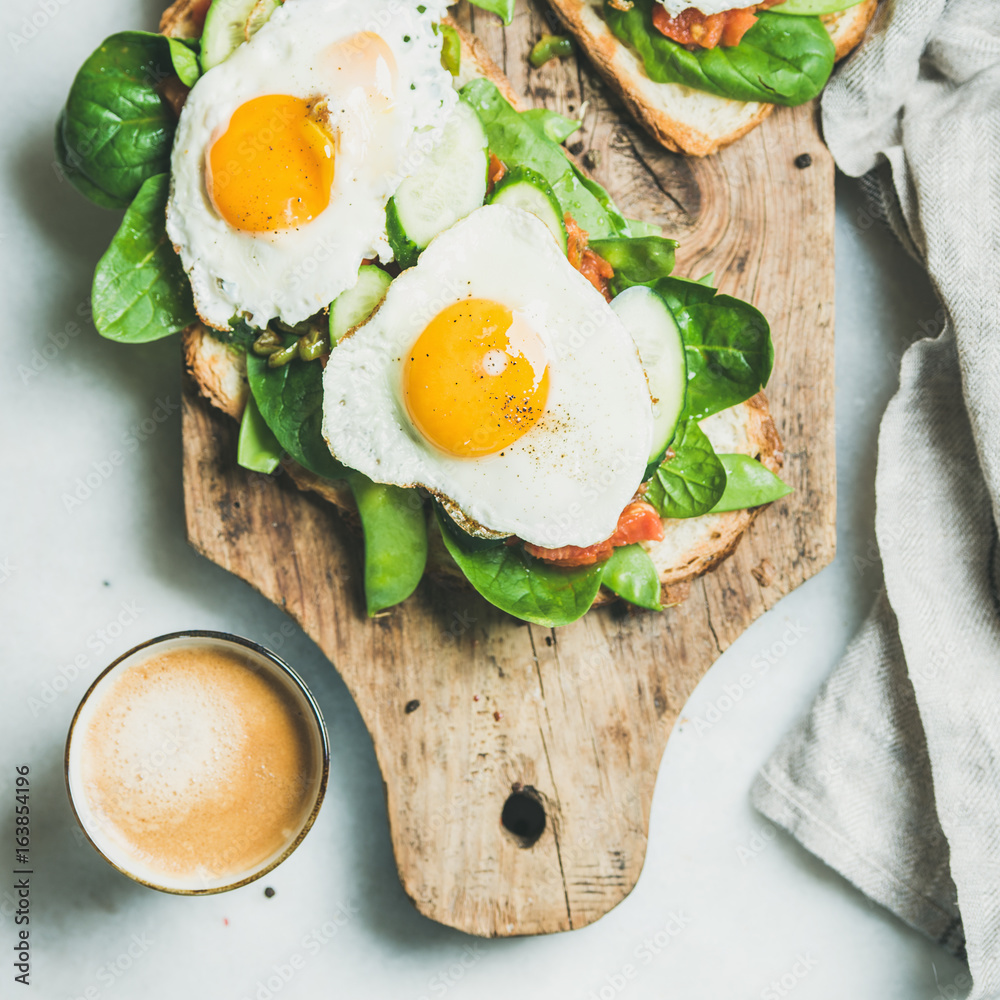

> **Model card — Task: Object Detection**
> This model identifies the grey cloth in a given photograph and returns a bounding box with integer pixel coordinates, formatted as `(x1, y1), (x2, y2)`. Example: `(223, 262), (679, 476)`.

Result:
(750, 0), (1000, 993)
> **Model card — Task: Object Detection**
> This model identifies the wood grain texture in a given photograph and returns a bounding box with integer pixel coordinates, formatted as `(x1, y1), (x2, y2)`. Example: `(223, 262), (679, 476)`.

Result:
(182, 0), (835, 937)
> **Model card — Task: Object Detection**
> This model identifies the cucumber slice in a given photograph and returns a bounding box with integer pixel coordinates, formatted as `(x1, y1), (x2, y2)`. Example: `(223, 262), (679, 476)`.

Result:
(488, 166), (568, 253)
(770, 0), (863, 13)
(329, 265), (392, 343)
(244, 0), (280, 40)
(386, 98), (488, 269)
(610, 286), (686, 470)
(201, 0), (278, 70)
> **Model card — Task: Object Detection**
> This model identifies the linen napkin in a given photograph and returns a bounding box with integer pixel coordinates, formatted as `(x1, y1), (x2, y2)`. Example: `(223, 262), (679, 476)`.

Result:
(750, 0), (1000, 993)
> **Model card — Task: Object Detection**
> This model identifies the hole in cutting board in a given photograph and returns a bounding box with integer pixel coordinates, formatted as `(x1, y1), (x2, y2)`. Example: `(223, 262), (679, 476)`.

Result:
(501, 787), (546, 848)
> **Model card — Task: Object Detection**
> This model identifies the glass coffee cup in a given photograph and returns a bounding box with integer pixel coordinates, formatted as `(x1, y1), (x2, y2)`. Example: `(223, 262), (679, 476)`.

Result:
(65, 630), (329, 894)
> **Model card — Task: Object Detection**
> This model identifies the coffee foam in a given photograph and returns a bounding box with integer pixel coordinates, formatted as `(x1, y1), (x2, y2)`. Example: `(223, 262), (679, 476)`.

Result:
(68, 639), (323, 891)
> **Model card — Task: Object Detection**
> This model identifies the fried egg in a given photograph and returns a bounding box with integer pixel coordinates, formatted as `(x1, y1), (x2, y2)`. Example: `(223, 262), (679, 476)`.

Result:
(321, 204), (654, 549)
(166, 0), (456, 330)
(656, 0), (746, 16)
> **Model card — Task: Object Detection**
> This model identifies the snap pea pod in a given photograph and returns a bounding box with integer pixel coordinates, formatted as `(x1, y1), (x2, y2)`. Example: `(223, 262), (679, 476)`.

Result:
(601, 544), (662, 611)
(237, 396), (282, 475)
(348, 473), (428, 616)
(530, 35), (573, 68)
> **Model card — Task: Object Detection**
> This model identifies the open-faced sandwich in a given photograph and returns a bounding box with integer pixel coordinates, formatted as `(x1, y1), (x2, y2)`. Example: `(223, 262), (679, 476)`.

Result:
(56, 0), (789, 628)
(540, 0), (878, 155)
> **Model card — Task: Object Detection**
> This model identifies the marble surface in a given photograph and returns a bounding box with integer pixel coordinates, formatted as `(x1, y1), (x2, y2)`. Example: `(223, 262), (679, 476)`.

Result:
(0, 0), (967, 996)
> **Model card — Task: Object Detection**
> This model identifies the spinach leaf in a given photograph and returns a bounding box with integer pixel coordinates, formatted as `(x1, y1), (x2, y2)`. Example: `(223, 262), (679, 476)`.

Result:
(246, 345), (347, 480)
(91, 173), (195, 342)
(166, 37), (201, 87)
(55, 110), (122, 210)
(237, 395), (282, 474)
(348, 473), (428, 615)
(590, 236), (678, 287)
(646, 420), (726, 518)
(606, 271), (772, 421)
(460, 78), (614, 238)
(468, 0), (516, 25)
(602, 544), (662, 611)
(60, 32), (179, 208)
(436, 511), (605, 627)
(624, 217), (663, 238)
(520, 108), (581, 145)
(650, 274), (718, 310)
(773, 0), (864, 13)
(604, 1), (835, 107)
(568, 163), (633, 237)
(674, 293), (773, 421)
(709, 454), (792, 512)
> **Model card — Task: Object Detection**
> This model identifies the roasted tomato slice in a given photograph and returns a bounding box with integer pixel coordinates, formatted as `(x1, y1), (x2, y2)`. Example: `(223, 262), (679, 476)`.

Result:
(525, 501), (665, 567)
(564, 213), (614, 302)
(652, 5), (726, 48)
(652, 1), (779, 49)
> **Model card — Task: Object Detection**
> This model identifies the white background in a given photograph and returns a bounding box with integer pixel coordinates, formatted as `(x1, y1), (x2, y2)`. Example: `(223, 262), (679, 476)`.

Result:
(0, 0), (968, 997)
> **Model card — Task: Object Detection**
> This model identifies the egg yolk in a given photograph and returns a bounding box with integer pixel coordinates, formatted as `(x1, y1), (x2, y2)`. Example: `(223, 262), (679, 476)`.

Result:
(207, 94), (336, 233)
(404, 299), (550, 458)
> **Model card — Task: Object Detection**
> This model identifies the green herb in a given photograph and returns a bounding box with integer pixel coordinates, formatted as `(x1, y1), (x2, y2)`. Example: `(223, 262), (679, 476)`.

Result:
(297, 328), (329, 362)
(237, 396), (282, 475)
(529, 34), (573, 68)
(468, 0), (516, 25)
(252, 329), (284, 356)
(59, 32), (179, 208)
(349, 473), (428, 615)
(436, 511), (605, 627)
(604, 1), (835, 107)
(709, 454), (792, 512)
(645, 420), (726, 519)
(602, 544), (662, 611)
(460, 78), (615, 239)
(219, 318), (259, 349)
(246, 340), (347, 480)
(519, 108), (581, 145)
(439, 23), (461, 75)
(91, 173), (195, 342)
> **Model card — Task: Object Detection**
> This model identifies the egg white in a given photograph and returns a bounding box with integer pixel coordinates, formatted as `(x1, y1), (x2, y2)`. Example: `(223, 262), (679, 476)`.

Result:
(321, 204), (654, 549)
(654, 0), (747, 17)
(166, 0), (456, 330)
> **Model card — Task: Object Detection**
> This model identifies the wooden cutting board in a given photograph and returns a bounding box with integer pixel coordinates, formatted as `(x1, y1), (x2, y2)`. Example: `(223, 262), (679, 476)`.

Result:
(182, 0), (835, 938)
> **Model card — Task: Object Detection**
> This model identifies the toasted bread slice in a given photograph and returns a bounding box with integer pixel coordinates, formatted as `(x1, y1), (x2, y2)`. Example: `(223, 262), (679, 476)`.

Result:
(167, 5), (783, 611)
(543, 0), (878, 156)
